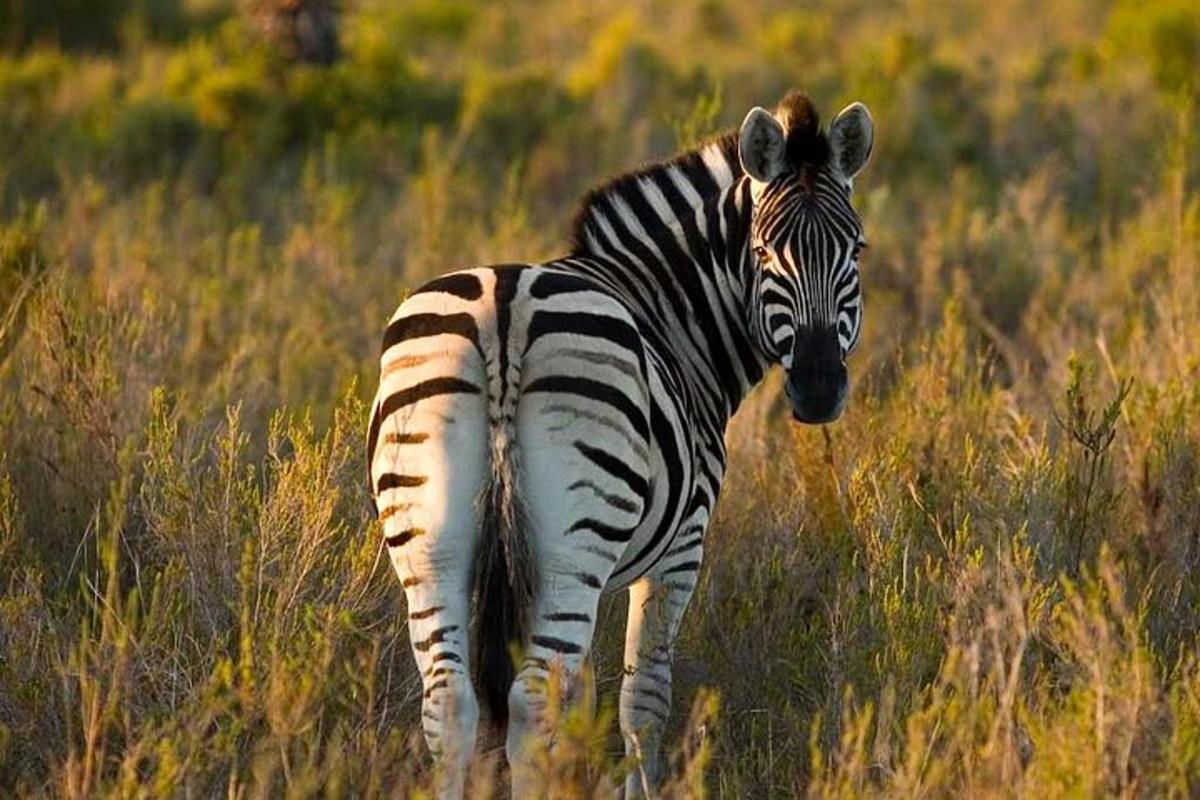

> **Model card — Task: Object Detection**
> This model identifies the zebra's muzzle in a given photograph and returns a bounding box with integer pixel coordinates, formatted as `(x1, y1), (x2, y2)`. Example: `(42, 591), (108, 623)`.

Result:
(786, 327), (848, 424)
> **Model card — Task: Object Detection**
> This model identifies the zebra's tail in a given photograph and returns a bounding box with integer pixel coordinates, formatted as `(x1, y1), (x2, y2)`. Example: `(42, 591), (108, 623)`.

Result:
(473, 420), (537, 725)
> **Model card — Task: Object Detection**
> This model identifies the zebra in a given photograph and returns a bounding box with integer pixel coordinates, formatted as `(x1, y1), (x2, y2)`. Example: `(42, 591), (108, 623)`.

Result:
(366, 90), (874, 797)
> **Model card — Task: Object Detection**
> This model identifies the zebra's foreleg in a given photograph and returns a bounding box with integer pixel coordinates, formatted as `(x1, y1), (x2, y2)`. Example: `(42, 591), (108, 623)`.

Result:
(620, 548), (702, 798)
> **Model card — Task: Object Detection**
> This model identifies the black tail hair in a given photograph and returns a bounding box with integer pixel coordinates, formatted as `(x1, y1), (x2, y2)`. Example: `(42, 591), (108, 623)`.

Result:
(473, 425), (536, 725)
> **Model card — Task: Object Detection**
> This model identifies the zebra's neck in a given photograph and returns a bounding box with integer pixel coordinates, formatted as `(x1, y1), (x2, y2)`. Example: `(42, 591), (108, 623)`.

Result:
(566, 133), (770, 419)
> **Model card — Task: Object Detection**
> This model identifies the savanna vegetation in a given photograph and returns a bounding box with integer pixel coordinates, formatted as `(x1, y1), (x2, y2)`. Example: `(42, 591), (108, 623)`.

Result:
(1, 0), (1198, 796)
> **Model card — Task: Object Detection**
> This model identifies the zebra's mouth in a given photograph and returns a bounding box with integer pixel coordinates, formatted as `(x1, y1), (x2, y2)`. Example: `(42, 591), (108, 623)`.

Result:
(785, 371), (848, 424)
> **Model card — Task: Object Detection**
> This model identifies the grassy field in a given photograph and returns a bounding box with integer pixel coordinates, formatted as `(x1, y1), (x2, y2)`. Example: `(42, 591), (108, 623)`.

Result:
(1, 0), (1199, 796)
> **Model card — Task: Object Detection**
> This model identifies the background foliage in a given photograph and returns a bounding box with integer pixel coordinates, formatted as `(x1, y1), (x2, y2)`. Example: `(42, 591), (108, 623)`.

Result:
(1, 0), (1198, 796)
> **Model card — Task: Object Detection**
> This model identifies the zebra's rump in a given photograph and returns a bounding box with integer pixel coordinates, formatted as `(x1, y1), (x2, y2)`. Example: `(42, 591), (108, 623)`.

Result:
(367, 264), (660, 558)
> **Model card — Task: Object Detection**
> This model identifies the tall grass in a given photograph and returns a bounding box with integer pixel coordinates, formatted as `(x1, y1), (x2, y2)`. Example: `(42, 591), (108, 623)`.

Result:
(1, 0), (1199, 795)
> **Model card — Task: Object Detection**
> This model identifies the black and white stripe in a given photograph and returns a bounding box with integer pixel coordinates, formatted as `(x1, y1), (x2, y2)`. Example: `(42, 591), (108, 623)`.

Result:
(367, 90), (874, 798)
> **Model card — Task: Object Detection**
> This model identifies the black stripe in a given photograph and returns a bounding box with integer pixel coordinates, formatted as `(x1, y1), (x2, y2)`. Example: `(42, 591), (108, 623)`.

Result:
(614, 404), (684, 577)
(648, 162), (700, 222)
(632, 703), (668, 721)
(526, 375), (648, 442)
(573, 571), (602, 589)
(531, 635), (583, 655)
(377, 473), (427, 491)
(386, 527), (425, 548)
(386, 432), (428, 445)
(663, 538), (702, 559)
(640, 669), (671, 687)
(568, 517), (635, 542)
(378, 504), (411, 522)
(526, 309), (643, 361)
(544, 612), (591, 623)
(661, 560), (701, 575)
(413, 626), (458, 653)
(678, 148), (722, 197)
(582, 544), (620, 563)
(572, 440), (649, 499)
(416, 272), (483, 300)
(567, 479), (639, 513)
(636, 685), (671, 707)
(494, 266), (522, 408)
(410, 605), (444, 621)
(382, 312), (479, 353)
(529, 270), (600, 300)
(378, 377), (480, 421)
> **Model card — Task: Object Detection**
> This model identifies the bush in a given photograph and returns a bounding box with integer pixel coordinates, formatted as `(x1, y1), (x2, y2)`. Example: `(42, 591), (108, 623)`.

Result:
(108, 98), (201, 183)
(1, 0), (1199, 795)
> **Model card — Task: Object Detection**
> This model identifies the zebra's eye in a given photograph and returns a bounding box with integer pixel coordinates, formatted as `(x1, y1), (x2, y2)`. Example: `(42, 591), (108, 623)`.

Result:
(752, 245), (771, 265)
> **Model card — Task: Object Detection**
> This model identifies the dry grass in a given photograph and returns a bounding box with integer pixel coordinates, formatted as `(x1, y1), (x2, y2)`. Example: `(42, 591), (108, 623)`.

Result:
(1, 0), (1199, 796)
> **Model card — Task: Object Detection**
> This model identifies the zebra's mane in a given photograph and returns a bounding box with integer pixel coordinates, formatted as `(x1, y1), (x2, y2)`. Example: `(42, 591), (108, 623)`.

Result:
(568, 130), (742, 256)
(568, 92), (830, 257)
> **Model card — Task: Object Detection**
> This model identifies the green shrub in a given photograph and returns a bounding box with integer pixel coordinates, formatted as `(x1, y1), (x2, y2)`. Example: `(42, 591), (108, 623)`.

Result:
(1106, 0), (1200, 96)
(107, 98), (201, 183)
(461, 67), (576, 161)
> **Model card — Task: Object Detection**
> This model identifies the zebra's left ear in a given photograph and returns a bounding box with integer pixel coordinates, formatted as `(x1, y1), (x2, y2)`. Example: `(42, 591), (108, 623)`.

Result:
(829, 102), (874, 182)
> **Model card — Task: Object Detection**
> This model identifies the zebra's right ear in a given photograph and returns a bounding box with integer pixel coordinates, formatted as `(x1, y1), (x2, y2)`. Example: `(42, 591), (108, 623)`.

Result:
(739, 107), (788, 184)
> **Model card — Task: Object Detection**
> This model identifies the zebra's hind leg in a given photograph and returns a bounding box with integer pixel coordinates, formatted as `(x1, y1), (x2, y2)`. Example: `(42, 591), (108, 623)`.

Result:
(620, 544), (703, 798)
(386, 486), (484, 798)
(502, 461), (640, 793)
(503, 285), (651, 793)
(504, 401), (648, 791)
(405, 574), (478, 798)
(373, 387), (489, 797)
(505, 574), (610, 795)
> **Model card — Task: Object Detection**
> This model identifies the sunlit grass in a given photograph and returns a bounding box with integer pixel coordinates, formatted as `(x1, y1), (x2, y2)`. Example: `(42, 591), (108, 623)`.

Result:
(1, 0), (1199, 796)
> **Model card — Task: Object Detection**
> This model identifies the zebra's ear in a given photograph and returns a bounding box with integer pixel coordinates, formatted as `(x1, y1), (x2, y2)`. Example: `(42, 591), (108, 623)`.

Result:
(829, 102), (874, 181)
(739, 106), (788, 184)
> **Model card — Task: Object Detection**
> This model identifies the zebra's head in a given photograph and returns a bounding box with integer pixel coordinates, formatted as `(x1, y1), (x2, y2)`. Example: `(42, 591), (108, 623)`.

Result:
(739, 92), (874, 424)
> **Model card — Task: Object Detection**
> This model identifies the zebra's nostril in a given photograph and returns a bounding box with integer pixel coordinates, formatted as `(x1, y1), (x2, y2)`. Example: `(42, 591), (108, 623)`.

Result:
(786, 359), (849, 424)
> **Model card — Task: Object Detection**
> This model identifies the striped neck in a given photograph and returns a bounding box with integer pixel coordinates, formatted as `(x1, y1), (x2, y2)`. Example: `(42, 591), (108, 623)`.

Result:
(570, 132), (743, 254)
(567, 134), (770, 418)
